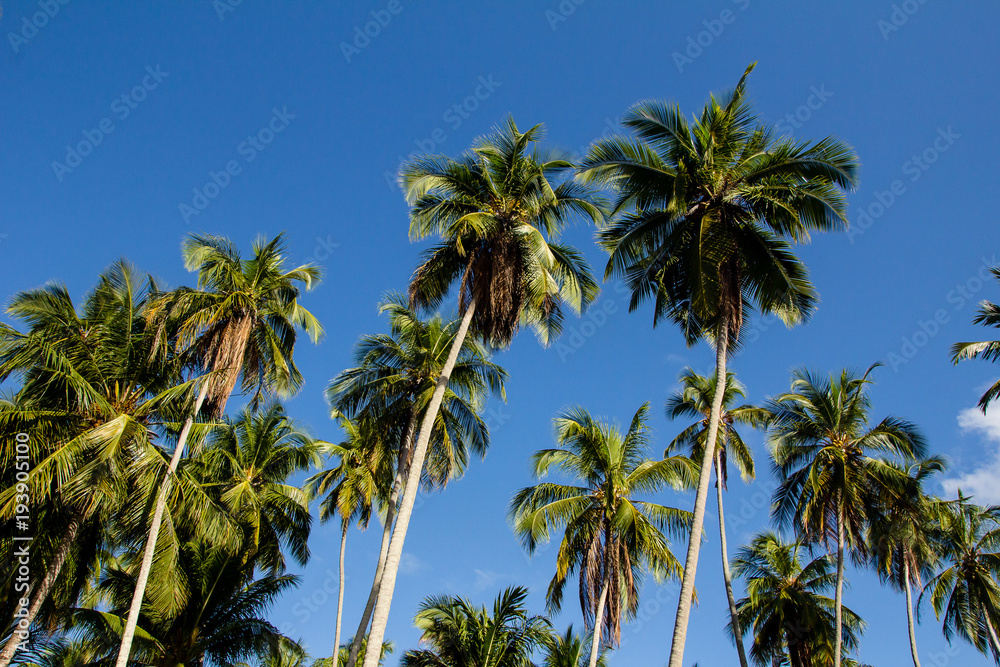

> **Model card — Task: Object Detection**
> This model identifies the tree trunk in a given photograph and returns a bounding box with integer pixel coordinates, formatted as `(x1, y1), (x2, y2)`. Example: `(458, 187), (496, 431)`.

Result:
(588, 577), (610, 667)
(346, 409), (417, 667)
(0, 514), (82, 667)
(834, 505), (845, 667)
(903, 561), (921, 667)
(716, 454), (749, 667)
(115, 381), (210, 667)
(985, 613), (1000, 660)
(667, 317), (730, 667)
(360, 298), (477, 667)
(334, 524), (347, 659)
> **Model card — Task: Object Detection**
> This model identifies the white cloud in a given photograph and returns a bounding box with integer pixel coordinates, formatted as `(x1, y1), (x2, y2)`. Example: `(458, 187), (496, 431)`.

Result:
(941, 408), (1000, 504)
(399, 552), (427, 575)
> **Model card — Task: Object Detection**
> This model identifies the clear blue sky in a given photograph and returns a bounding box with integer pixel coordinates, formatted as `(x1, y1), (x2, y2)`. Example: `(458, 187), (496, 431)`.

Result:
(3, 1), (1000, 664)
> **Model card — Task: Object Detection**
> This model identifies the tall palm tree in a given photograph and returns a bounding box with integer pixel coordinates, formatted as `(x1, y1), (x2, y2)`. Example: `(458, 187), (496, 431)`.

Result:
(116, 233), (322, 667)
(305, 416), (387, 662)
(362, 118), (605, 667)
(400, 587), (551, 667)
(920, 495), (1000, 661)
(0, 263), (202, 667)
(509, 404), (695, 667)
(665, 368), (769, 667)
(577, 63), (859, 667)
(769, 365), (926, 667)
(732, 531), (865, 667)
(329, 295), (506, 667)
(866, 457), (946, 667)
(951, 266), (1000, 412)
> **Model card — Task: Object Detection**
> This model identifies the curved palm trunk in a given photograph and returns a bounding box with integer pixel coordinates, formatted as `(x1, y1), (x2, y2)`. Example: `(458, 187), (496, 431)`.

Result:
(588, 577), (610, 667)
(715, 454), (749, 667)
(115, 381), (210, 667)
(334, 524), (348, 659)
(903, 561), (921, 667)
(346, 409), (417, 667)
(0, 514), (82, 667)
(361, 299), (477, 667)
(668, 318), (730, 667)
(986, 614), (1000, 658)
(834, 506), (845, 667)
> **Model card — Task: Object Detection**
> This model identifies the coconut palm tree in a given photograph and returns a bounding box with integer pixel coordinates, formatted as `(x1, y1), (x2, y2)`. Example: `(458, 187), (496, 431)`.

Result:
(400, 586), (551, 667)
(509, 404), (695, 667)
(362, 118), (605, 667)
(732, 531), (865, 667)
(769, 365), (926, 667)
(305, 416), (388, 662)
(866, 457), (946, 667)
(951, 266), (1000, 412)
(329, 295), (506, 667)
(116, 233), (322, 667)
(543, 626), (607, 667)
(315, 636), (393, 667)
(664, 368), (769, 667)
(577, 63), (859, 667)
(920, 495), (1000, 661)
(0, 262), (208, 667)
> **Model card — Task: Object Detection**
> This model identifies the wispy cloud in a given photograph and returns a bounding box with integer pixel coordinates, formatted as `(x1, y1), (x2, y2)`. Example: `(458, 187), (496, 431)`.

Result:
(399, 552), (427, 575)
(941, 407), (1000, 504)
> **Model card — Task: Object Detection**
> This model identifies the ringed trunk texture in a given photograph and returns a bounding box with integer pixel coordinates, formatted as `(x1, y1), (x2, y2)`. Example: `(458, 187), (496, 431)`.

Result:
(588, 578), (610, 667)
(0, 514), (83, 667)
(715, 454), (749, 667)
(334, 525), (347, 658)
(346, 409), (417, 667)
(667, 317), (730, 667)
(360, 298), (477, 667)
(834, 506), (845, 667)
(903, 561), (921, 667)
(115, 381), (210, 667)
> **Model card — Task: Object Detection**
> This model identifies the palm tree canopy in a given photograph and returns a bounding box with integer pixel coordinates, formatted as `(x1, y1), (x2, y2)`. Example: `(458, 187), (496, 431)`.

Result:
(509, 404), (695, 646)
(951, 266), (1000, 412)
(580, 63), (859, 347)
(542, 626), (607, 667)
(401, 117), (606, 348)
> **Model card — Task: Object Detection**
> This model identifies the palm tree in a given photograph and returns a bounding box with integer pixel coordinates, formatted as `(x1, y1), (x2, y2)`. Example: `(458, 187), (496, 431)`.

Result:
(116, 233), (322, 667)
(543, 626), (607, 667)
(732, 531), (865, 667)
(769, 365), (926, 667)
(665, 368), (769, 667)
(867, 457), (946, 667)
(305, 416), (387, 662)
(577, 63), (859, 667)
(362, 118), (605, 667)
(400, 586), (551, 667)
(315, 636), (393, 667)
(951, 266), (1000, 412)
(328, 295), (506, 667)
(0, 263), (203, 667)
(920, 495), (1000, 661)
(509, 404), (695, 667)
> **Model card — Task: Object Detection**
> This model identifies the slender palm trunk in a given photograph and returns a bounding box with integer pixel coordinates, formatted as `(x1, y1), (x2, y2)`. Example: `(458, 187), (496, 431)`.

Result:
(0, 514), (82, 667)
(668, 318), (730, 667)
(361, 299), (477, 667)
(346, 410), (417, 667)
(115, 381), (210, 667)
(986, 614), (1000, 658)
(715, 454), (749, 667)
(903, 561), (921, 667)
(588, 577), (610, 667)
(834, 506), (845, 667)
(334, 524), (347, 659)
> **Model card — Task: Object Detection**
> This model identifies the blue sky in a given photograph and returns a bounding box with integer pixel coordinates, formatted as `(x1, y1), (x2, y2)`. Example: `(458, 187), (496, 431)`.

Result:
(3, 1), (1000, 664)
